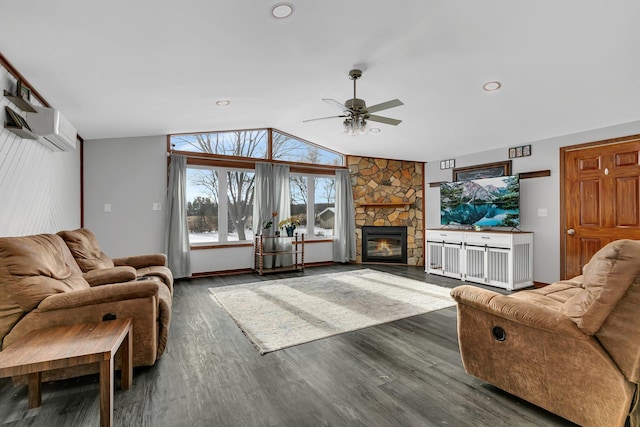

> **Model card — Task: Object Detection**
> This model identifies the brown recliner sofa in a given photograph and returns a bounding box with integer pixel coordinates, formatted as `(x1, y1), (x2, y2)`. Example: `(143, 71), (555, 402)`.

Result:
(0, 233), (172, 381)
(57, 228), (173, 292)
(451, 239), (640, 427)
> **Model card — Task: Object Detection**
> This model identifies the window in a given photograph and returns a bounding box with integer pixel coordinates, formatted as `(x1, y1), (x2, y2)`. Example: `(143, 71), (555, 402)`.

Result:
(290, 173), (335, 238)
(186, 168), (219, 243)
(171, 130), (269, 159)
(313, 176), (336, 237)
(187, 166), (255, 244)
(272, 130), (343, 166)
(170, 129), (344, 167)
(170, 128), (344, 246)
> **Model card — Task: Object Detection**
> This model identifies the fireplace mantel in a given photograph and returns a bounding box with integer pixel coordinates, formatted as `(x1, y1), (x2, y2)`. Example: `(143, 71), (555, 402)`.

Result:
(358, 202), (410, 208)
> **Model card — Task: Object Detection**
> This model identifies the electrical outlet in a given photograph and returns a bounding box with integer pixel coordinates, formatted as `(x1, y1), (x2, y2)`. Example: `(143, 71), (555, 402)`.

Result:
(537, 208), (547, 217)
(104, 203), (112, 213)
(153, 203), (161, 211)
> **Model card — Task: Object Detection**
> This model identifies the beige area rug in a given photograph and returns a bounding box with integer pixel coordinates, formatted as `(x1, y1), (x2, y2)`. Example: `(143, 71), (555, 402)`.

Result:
(209, 269), (456, 354)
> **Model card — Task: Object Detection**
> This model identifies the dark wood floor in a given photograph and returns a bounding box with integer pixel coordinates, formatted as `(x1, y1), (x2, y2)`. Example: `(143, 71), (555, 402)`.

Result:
(0, 265), (576, 427)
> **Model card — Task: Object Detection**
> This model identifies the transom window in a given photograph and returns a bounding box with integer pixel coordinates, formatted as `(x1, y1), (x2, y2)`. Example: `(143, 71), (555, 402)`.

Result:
(271, 130), (344, 166)
(171, 130), (269, 159)
(170, 128), (344, 167)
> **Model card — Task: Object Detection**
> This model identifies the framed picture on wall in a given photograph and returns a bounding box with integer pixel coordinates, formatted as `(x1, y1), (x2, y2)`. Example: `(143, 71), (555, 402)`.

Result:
(16, 80), (30, 101)
(453, 160), (512, 181)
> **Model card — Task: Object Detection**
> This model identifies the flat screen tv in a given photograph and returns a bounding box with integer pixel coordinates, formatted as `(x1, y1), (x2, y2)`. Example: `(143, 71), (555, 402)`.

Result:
(440, 175), (520, 227)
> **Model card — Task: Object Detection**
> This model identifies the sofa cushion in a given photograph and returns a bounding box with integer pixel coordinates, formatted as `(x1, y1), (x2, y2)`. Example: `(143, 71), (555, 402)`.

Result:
(511, 281), (583, 311)
(0, 234), (89, 341)
(562, 239), (640, 334)
(57, 229), (115, 272)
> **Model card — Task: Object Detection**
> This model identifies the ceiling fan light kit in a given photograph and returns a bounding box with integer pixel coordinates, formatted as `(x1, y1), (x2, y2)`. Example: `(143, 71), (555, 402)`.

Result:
(304, 68), (403, 135)
(344, 117), (367, 135)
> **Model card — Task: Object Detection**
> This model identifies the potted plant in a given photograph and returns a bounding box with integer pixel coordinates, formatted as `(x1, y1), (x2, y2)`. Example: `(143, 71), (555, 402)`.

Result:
(278, 215), (301, 236)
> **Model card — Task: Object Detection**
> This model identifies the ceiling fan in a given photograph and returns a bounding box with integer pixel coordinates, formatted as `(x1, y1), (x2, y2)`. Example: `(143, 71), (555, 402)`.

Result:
(304, 69), (403, 135)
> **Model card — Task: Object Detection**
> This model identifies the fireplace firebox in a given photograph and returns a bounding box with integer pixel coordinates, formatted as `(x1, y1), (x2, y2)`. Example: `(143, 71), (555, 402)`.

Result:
(362, 226), (407, 264)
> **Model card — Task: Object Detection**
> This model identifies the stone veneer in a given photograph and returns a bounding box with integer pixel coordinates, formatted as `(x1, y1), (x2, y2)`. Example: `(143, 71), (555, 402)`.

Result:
(347, 156), (424, 265)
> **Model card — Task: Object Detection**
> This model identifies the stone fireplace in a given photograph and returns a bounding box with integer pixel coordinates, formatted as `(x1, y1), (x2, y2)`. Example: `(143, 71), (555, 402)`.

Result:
(348, 156), (424, 266)
(362, 226), (407, 264)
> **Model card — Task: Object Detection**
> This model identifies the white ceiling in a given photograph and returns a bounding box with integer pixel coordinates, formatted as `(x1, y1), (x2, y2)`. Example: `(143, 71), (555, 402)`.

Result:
(2, 1), (640, 162)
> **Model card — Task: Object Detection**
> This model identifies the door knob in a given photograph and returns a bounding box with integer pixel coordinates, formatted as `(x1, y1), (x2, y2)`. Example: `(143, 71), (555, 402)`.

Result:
(566, 228), (576, 235)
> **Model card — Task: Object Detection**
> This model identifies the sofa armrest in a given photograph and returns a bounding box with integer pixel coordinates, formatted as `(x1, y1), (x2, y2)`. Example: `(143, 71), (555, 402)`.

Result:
(113, 254), (167, 269)
(450, 285), (586, 339)
(37, 282), (160, 312)
(83, 266), (137, 286)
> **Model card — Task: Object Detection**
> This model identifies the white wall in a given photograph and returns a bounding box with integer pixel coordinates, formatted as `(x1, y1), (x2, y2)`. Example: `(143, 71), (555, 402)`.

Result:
(83, 135), (334, 272)
(425, 120), (640, 284)
(0, 65), (80, 236)
(83, 135), (167, 257)
(190, 241), (333, 273)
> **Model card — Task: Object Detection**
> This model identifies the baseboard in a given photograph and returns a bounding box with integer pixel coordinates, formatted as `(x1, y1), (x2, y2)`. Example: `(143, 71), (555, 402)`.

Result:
(189, 261), (338, 278)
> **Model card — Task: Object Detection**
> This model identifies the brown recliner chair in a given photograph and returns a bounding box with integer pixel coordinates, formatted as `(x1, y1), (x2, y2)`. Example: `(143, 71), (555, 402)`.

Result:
(0, 233), (172, 381)
(57, 228), (173, 293)
(451, 239), (640, 427)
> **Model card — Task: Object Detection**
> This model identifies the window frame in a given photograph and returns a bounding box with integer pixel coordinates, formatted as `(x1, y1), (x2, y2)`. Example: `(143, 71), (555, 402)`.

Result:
(186, 164), (257, 247)
(169, 128), (346, 249)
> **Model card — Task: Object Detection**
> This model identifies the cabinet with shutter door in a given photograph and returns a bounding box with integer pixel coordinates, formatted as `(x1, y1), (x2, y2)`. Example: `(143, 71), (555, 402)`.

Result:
(426, 229), (533, 290)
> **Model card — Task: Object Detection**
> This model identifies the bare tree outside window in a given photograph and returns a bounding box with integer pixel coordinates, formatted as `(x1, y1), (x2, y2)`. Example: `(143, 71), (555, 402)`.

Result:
(176, 131), (268, 242)
(170, 129), (342, 244)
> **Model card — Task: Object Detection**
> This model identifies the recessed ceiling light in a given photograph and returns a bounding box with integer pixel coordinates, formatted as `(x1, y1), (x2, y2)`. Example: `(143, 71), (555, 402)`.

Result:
(271, 3), (294, 19)
(369, 128), (381, 133)
(483, 81), (501, 91)
(216, 100), (230, 107)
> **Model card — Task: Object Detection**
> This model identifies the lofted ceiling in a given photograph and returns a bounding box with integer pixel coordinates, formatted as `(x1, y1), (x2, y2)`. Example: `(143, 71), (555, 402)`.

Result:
(1, 1), (640, 162)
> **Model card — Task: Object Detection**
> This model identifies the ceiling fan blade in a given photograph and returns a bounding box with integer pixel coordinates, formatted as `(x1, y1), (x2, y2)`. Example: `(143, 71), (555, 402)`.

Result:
(303, 114), (347, 123)
(368, 114), (402, 126)
(322, 98), (352, 113)
(366, 99), (404, 114)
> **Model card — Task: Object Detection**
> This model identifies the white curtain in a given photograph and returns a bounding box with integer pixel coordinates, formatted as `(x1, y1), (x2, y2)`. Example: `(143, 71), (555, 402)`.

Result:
(253, 163), (291, 268)
(333, 169), (356, 263)
(164, 154), (191, 278)
(273, 164), (291, 229)
(253, 163), (274, 234)
(253, 163), (291, 232)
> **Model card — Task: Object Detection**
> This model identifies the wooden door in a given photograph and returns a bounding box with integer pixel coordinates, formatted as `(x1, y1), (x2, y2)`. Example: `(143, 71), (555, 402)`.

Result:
(562, 136), (640, 279)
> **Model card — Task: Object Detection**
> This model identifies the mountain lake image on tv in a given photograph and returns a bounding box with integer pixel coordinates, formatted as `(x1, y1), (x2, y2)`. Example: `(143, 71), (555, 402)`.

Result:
(440, 175), (520, 227)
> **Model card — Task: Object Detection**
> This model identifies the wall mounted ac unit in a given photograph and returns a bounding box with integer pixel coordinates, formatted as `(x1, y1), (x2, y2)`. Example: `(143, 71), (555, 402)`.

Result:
(25, 105), (77, 151)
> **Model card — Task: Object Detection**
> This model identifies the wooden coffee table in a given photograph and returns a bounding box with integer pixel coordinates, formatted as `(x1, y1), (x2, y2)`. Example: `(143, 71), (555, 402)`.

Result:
(0, 319), (133, 427)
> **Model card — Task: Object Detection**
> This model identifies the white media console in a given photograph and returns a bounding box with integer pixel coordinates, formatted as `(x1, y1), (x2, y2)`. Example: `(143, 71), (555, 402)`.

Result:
(425, 229), (533, 290)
